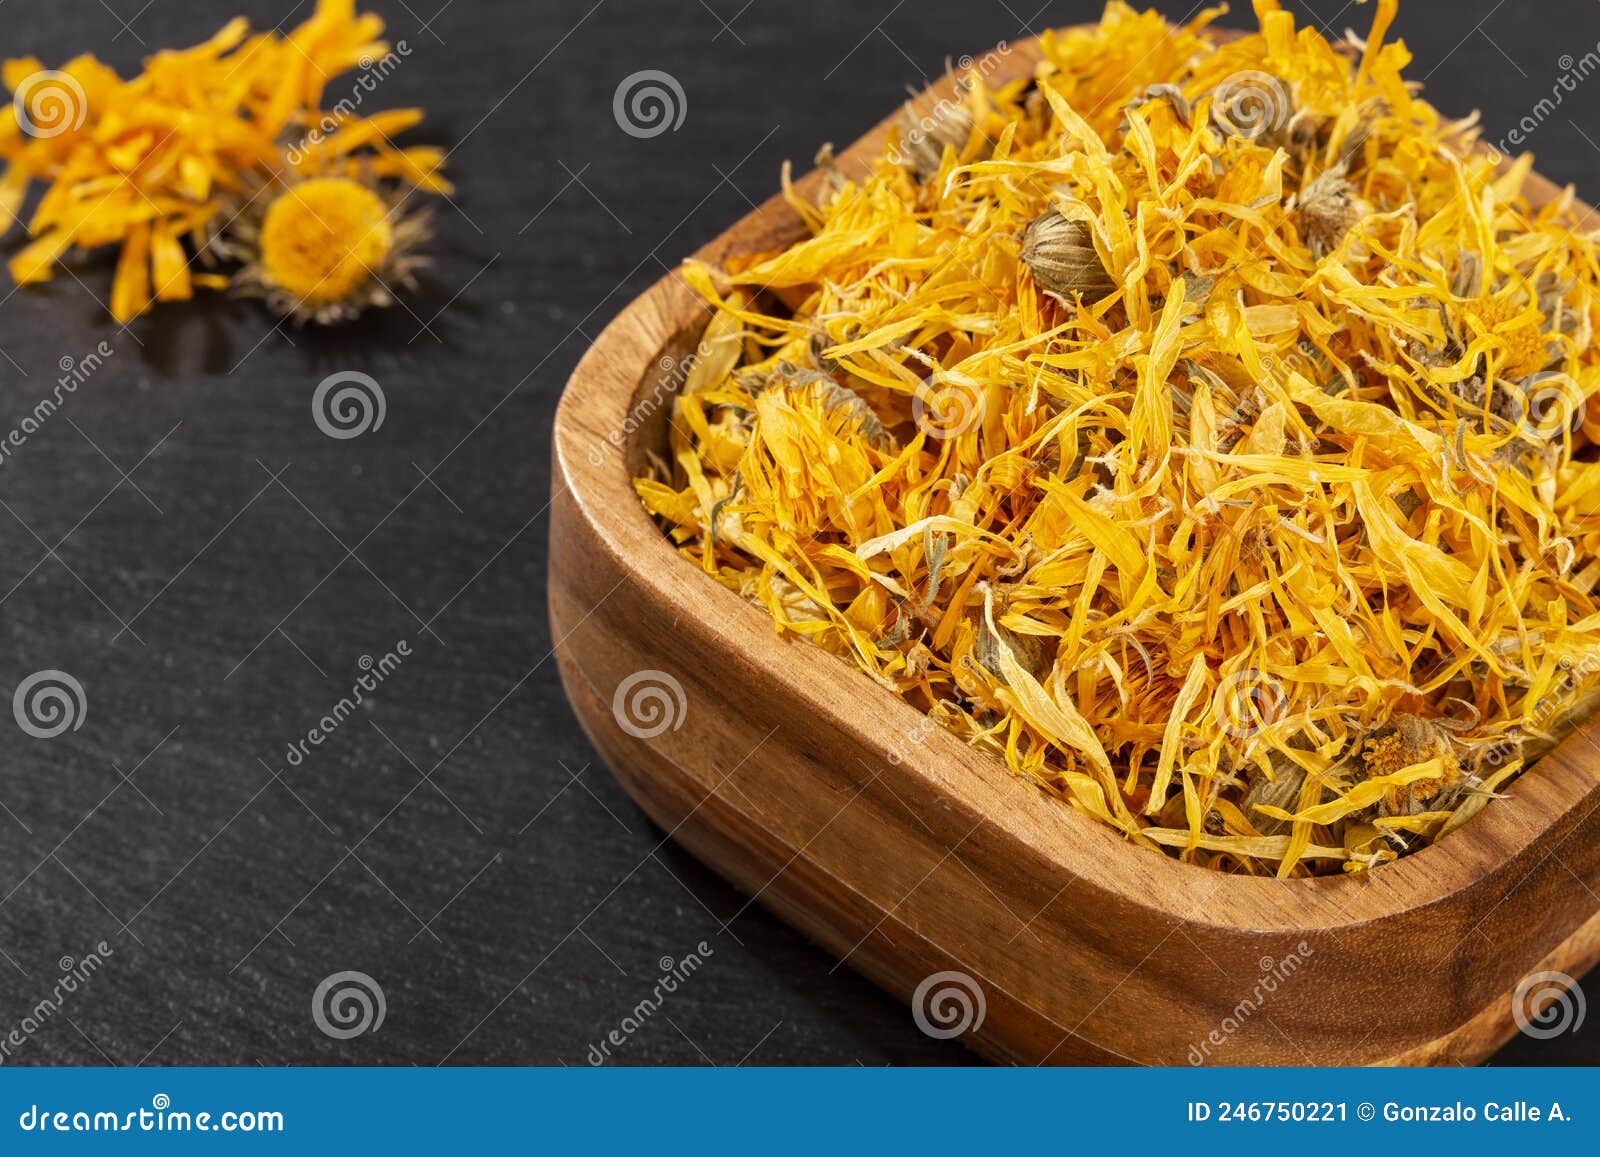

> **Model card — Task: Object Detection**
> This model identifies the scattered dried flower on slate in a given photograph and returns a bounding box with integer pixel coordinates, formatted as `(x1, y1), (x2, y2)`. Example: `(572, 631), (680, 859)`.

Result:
(0, 0), (449, 322)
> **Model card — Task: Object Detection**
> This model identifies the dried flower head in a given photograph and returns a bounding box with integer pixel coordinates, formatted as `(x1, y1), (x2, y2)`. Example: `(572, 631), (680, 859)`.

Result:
(1362, 716), (1463, 817)
(769, 362), (895, 451)
(263, 179), (392, 305)
(1294, 163), (1372, 258)
(228, 176), (430, 324)
(1472, 293), (1553, 380)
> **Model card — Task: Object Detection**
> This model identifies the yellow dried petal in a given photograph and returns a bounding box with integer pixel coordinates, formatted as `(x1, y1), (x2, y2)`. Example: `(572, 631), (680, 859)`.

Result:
(634, 0), (1600, 877)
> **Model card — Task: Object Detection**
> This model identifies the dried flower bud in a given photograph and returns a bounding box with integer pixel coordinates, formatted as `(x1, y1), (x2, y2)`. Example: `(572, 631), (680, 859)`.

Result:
(896, 100), (979, 182)
(1295, 164), (1371, 258)
(771, 362), (895, 450)
(973, 585), (1052, 680)
(1451, 251), (1484, 299)
(1241, 758), (1306, 836)
(1123, 83), (1191, 127)
(1284, 109), (1325, 161)
(813, 141), (846, 198)
(1020, 210), (1115, 302)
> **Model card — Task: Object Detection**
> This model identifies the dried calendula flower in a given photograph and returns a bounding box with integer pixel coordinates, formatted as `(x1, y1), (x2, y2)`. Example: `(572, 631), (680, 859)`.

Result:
(262, 179), (391, 299)
(898, 111), (970, 181)
(638, 0), (1600, 878)
(769, 362), (896, 451)
(894, 88), (987, 182)
(1019, 210), (1115, 302)
(227, 176), (431, 324)
(1294, 162), (1372, 258)
(1362, 716), (1462, 817)
(1471, 293), (1554, 380)
(0, 0), (448, 321)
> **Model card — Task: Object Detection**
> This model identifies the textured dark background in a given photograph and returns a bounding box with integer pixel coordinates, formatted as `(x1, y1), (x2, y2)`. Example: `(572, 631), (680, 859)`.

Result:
(0, 0), (1596, 1066)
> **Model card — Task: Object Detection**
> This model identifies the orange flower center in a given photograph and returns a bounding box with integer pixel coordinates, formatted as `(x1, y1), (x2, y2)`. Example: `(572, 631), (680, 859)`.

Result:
(259, 178), (393, 307)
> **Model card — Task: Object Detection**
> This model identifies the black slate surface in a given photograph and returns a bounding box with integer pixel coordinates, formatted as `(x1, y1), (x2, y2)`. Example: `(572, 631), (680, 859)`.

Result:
(0, 0), (1596, 1066)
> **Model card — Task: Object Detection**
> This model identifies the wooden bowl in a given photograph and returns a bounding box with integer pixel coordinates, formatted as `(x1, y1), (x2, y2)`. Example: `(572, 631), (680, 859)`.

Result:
(549, 31), (1600, 1065)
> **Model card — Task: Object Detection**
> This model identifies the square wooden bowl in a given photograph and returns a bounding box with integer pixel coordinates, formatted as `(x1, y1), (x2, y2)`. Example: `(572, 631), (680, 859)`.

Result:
(549, 32), (1600, 1065)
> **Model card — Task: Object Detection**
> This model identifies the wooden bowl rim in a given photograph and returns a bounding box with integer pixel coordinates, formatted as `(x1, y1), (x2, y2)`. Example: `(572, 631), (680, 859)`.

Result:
(553, 27), (1600, 934)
